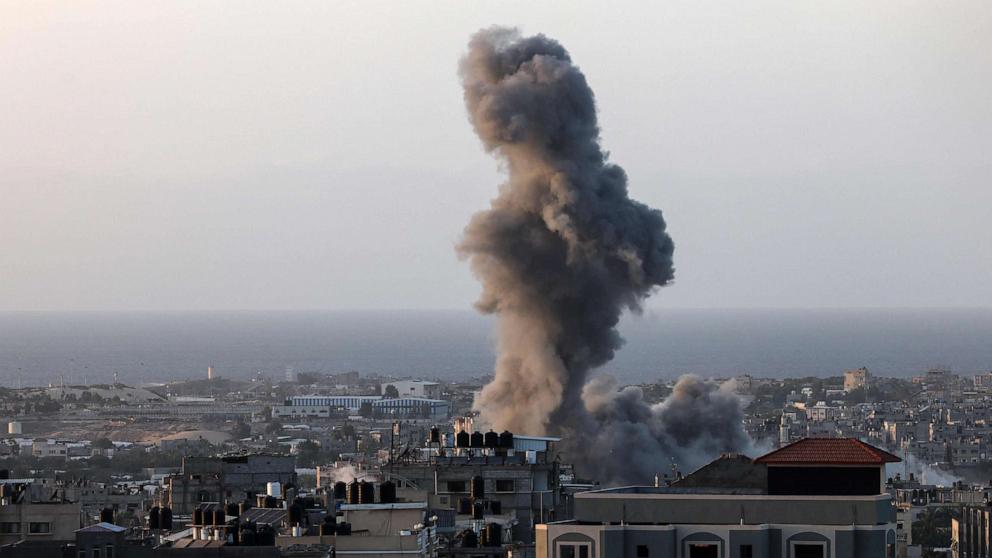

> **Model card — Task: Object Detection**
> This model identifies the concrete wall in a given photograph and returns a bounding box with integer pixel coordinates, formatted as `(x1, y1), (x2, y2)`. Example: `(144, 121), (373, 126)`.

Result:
(0, 502), (80, 545)
(542, 522), (894, 558)
(573, 493), (894, 526)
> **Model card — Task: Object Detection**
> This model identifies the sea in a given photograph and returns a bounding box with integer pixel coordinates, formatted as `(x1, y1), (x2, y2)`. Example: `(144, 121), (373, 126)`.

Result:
(0, 308), (990, 387)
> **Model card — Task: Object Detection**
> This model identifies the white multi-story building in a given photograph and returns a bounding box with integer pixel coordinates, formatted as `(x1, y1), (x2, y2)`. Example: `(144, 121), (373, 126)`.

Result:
(273, 395), (449, 419)
(381, 380), (442, 399)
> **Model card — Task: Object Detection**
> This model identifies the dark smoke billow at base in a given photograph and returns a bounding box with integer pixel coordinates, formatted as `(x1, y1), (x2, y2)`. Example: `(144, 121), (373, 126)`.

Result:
(458, 27), (754, 485)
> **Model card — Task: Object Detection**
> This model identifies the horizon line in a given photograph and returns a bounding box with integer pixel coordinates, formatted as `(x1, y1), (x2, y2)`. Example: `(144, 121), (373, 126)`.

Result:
(0, 305), (990, 314)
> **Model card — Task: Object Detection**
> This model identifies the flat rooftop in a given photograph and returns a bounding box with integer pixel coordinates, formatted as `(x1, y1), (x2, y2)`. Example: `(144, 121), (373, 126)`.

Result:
(572, 489), (894, 526)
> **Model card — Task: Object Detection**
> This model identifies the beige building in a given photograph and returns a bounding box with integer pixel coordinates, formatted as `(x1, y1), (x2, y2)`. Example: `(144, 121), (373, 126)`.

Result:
(845, 367), (870, 392)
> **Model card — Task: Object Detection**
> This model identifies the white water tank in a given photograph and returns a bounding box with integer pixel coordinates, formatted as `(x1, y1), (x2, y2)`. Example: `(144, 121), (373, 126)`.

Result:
(7, 422), (21, 435)
(266, 481), (282, 498)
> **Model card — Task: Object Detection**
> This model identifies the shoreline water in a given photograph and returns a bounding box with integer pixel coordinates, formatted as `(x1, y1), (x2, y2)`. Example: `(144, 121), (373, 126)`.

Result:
(1, 308), (990, 387)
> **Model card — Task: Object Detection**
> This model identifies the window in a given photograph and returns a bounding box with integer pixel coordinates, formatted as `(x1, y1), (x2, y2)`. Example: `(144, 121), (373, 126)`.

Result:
(688, 544), (719, 558)
(495, 479), (515, 492)
(105, 545), (114, 558)
(741, 545), (753, 558)
(446, 480), (466, 493)
(636, 544), (649, 557)
(793, 544), (825, 558)
(0, 522), (20, 534)
(558, 543), (590, 558)
(28, 522), (51, 534)
(92, 549), (101, 558)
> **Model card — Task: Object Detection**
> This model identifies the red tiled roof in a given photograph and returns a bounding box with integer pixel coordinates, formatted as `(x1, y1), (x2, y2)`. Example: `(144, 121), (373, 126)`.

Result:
(755, 438), (902, 465)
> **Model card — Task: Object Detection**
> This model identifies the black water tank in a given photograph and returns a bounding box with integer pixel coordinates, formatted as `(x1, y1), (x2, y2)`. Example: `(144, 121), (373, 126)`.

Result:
(213, 508), (225, 526)
(264, 496), (278, 509)
(484, 430), (499, 448)
(0, 484), (11, 499)
(490, 500), (502, 515)
(470, 431), (484, 448)
(379, 480), (396, 504)
(239, 524), (257, 546)
(226, 502), (239, 518)
(320, 517), (337, 536)
(498, 430), (513, 448)
(455, 430), (470, 447)
(333, 481), (347, 500)
(347, 479), (361, 504)
(462, 529), (478, 548)
(359, 481), (375, 504)
(148, 506), (160, 529)
(483, 523), (503, 547)
(288, 502), (304, 525)
(160, 507), (173, 531)
(472, 500), (485, 520)
(257, 524), (275, 545)
(101, 507), (114, 524)
(429, 427), (441, 443)
(471, 476), (485, 499)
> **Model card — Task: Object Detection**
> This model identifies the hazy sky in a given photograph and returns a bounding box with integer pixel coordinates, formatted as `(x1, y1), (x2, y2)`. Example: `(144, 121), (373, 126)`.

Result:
(1, 1), (990, 311)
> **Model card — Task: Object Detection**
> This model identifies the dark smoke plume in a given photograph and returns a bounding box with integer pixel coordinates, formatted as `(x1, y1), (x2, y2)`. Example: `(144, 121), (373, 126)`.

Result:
(459, 27), (750, 484)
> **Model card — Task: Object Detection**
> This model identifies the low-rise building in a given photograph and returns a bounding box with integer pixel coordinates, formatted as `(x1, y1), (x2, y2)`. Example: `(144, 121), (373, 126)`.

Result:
(382, 380), (443, 400)
(539, 438), (901, 558)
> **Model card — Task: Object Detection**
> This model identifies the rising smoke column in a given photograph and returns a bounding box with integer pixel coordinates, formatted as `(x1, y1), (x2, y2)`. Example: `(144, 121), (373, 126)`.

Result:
(459, 27), (675, 433)
(459, 27), (748, 484)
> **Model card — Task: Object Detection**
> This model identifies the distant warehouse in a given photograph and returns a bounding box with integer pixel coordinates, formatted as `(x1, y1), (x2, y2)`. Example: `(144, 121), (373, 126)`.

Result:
(273, 395), (449, 419)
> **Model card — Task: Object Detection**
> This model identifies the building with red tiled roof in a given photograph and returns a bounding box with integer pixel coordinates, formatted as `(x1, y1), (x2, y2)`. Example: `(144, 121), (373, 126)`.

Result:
(755, 438), (901, 496)
(755, 437), (902, 466)
(541, 437), (900, 558)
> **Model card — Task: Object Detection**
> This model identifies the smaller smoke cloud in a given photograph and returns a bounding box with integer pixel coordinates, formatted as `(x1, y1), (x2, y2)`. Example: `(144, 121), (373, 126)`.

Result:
(567, 375), (757, 485)
(326, 464), (361, 484)
(891, 452), (960, 487)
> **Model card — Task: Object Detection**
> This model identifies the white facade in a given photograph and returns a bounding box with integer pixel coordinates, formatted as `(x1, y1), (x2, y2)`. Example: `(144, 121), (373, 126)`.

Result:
(274, 395), (449, 418)
(381, 380), (441, 399)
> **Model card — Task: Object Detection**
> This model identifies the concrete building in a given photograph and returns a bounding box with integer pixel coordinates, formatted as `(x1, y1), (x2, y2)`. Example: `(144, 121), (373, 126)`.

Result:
(75, 522), (126, 558)
(382, 380), (442, 400)
(952, 505), (990, 558)
(273, 395), (450, 419)
(392, 430), (563, 544)
(166, 454), (296, 515)
(538, 438), (901, 558)
(0, 481), (81, 546)
(846, 368), (870, 393)
(30, 439), (68, 459)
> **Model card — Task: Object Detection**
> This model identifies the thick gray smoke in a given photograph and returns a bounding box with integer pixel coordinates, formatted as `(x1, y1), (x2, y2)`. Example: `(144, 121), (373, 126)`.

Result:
(459, 27), (750, 485)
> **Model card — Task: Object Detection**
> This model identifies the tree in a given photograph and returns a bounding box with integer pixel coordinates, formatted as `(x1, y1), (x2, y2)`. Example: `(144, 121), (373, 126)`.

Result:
(341, 424), (356, 439)
(359, 402), (374, 418)
(265, 420), (283, 435)
(384, 384), (400, 399)
(295, 440), (322, 467)
(913, 507), (955, 550)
